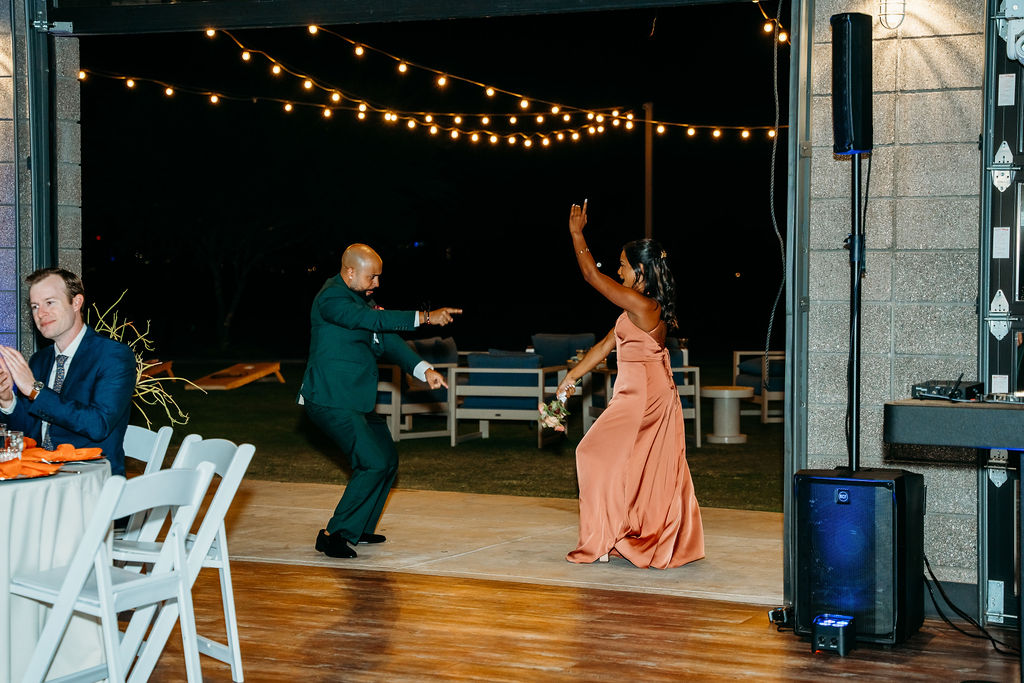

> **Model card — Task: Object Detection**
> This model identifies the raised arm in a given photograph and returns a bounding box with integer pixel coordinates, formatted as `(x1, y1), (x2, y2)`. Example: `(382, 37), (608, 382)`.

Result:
(569, 201), (660, 328)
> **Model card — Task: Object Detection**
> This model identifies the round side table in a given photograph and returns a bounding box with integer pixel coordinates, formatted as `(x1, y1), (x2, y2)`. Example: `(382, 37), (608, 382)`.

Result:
(700, 385), (755, 444)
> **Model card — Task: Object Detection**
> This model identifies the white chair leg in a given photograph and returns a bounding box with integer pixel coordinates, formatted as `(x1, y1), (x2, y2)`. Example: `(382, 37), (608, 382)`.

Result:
(216, 533), (244, 681)
(18, 600), (77, 683)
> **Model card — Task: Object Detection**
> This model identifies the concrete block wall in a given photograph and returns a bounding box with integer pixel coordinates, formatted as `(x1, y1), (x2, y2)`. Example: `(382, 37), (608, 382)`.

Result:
(0, 0), (81, 357)
(807, 0), (984, 585)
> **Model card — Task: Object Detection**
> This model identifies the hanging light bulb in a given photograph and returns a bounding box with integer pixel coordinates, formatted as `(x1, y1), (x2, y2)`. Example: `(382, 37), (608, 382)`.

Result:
(357, 111), (366, 120)
(210, 94), (220, 104)
(454, 116), (462, 124)
(768, 129), (777, 138)
(271, 64), (282, 75)
(612, 110), (619, 117)
(430, 125), (439, 135)
(331, 92), (341, 103)
(612, 119), (620, 127)
(536, 115), (544, 124)
(563, 114), (571, 122)
(398, 62), (408, 73)
(284, 103), (293, 112)
(125, 79), (135, 88)
(778, 31), (788, 43)
(520, 99), (530, 109)
(205, 29), (216, 37)
(485, 87), (495, 97)
(571, 132), (580, 141)
(308, 25), (318, 34)
(588, 126), (596, 135)
(551, 106), (560, 114)
(481, 116), (490, 125)
(557, 132), (565, 141)
(354, 45), (365, 56)
(77, 70), (86, 80)
(542, 138), (550, 146)
(323, 108), (332, 118)
(687, 127), (696, 136)
(303, 79), (313, 89)
(508, 136), (517, 145)
(524, 138), (533, 147)
(764, 20), (774, 33)
(656, 124), (666, 134)
(451, 130), (460, 139)
(509, 116), (517, 124)
(587, 112), (595, 120)
(241, 51), (251, 61)
(358, 103), (367, 112)
(164, 87), (174, 96)
(407, 119), (417, 129)
(625, 120), (634, 130)
(741, 130), (750, 139)
(595, 114), (604, 123)
(471, 133), (480, 142)
(490, 134), (499, 144)
(712, 129), (722, 138)
(425, 114), (433, 123)
(437, 75), (447, 87)
(597, 125), (604, 133)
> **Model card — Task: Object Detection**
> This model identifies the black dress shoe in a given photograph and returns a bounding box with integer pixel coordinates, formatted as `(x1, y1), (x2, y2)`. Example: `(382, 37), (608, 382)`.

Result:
(358, 532), (386, 544)
(315, 529), (357, 558)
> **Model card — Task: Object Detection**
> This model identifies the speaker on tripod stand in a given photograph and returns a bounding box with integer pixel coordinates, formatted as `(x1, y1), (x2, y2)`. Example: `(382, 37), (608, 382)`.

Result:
(792, 13), (924, 647)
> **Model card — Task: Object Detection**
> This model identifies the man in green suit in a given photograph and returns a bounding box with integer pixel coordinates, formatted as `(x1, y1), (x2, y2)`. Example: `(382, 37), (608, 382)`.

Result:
(301, 243), (461, 558)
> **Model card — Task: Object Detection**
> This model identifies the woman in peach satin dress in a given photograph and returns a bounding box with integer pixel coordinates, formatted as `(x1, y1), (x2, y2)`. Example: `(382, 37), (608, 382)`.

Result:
(557, 201), (704, 569)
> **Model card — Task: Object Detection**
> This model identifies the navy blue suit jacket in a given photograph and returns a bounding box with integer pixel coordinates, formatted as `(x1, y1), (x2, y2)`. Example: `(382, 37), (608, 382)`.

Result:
(3, 327), (136, 475)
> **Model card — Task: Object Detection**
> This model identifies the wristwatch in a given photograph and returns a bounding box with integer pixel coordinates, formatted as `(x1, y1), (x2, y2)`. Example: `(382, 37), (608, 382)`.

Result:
(28, 380), (44, 401)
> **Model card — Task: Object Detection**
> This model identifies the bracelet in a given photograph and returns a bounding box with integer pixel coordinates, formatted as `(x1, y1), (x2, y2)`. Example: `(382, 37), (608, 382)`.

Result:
(578, 247), (589, 255)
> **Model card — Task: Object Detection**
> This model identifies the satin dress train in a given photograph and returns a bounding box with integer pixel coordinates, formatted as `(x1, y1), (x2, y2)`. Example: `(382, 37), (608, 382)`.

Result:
(567, 312), (705, 569)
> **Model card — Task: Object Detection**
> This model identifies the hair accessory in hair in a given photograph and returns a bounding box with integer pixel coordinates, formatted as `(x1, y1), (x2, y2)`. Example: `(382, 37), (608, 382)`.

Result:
(660, 250), (667, 259)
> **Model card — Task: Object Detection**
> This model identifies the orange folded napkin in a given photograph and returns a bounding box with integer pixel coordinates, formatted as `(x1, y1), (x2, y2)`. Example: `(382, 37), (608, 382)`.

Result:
(21, 443), (103, 463)
(23, 437), (37, 449)
(0, 458), (62, 480)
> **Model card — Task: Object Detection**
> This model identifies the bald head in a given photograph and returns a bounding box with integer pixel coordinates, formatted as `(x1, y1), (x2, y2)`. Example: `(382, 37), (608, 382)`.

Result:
(341, 243), (383, 294)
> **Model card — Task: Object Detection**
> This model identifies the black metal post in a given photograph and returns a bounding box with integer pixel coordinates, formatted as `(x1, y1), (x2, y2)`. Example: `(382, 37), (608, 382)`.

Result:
(846, 153), (864, 472)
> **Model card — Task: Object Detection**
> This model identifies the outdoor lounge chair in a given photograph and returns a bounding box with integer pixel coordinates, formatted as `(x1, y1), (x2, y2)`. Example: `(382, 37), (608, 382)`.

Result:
(377, 336), (458, 441)
(733, 350), (785, 424)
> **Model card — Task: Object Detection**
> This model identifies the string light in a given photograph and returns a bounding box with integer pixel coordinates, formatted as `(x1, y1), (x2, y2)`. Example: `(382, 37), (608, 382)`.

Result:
(741, 130), (750, 139)
(481, 116), (489, 125)
(271, 64), (282, 75)
(205, 29), (216, 38)
(612, 119), (620, 127)
(536, 115), (544, 124)
(551, 106), (560, 114)
(520, 99), (530, 109)
(563, 114), (571, 122)
(284, 102), (292, 112)
(322, 108), (332, 118)
(436, 75), (447, 87)
(524, 138), (533, 147)
(712, 129), (721, 138)
(78, 70), (86, 80)
(308, 25), (318, 35)
(571, 132), (580, 141)
(210, 94), (219, 104)
(164, 87), (174, 96)
(471, 133), (479, 142)
(357, 111), (366, 120)
(656, 124), (666, 134)
(542, 137), (550, 146)
(508, 136), (516, 145)
(303, 79), (313, 89)
(354, 45), (364, 56)
(625, 121), (634, 130)
(509, 116), (517, 125)
(453, 116), (462, 124)
(687, 127), (696, 136)
(241, 51), (251, 61)
(451, 130), (459, 139)
(489, 135), (498, 144)
(126, 79), (135, 88)
(331, 92), (341, 102)
(398, 62), (408, 73)
(407, 119), (416, 129)
(430, 125), (438, 135)
(485, 87), (495, 97)
(768, 129), (777, 138)
(424, 114), (433, 123)
(778, 31), (788, 43)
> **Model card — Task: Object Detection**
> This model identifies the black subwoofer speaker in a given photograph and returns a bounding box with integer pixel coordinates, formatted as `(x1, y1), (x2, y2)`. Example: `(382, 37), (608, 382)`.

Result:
(831, 12), (873, 155)
(794, 469), (925, 644)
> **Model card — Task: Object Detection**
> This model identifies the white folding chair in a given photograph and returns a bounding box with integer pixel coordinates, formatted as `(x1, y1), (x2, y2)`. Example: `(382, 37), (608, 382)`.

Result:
(119, 425), (174, 540)
(114, 435), (255, 682)
(10, 463), (216, 683)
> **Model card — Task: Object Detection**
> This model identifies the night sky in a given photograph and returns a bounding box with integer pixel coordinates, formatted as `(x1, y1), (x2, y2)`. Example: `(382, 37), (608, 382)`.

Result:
(78, 2), (790, 361)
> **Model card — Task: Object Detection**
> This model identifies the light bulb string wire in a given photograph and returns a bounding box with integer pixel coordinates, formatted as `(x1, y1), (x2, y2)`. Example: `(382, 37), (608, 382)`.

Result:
(80, 66), (786, 136)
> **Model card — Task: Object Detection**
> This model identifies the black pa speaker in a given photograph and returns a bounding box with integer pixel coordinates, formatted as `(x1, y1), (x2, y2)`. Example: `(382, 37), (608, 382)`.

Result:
(831, 13), (873, 155)
(793, 468), (924, 644)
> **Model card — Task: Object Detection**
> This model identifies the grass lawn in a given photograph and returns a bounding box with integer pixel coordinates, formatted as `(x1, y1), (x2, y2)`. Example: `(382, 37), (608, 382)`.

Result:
(150, 360), (783, 512)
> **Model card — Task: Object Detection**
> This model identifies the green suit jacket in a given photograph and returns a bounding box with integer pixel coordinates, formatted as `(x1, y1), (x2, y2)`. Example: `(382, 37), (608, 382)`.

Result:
(299, 274), (424, 413)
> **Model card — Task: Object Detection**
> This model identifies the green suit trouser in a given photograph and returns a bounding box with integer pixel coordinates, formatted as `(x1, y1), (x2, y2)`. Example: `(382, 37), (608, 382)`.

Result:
(305, 401), (398, 543)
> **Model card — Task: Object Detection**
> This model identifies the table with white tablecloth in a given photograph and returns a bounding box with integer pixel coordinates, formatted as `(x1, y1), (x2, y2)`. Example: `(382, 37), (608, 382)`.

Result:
(1, 460), (110, 683)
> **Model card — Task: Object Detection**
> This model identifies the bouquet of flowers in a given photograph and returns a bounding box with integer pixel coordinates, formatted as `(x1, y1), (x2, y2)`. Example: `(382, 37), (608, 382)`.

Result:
(538, 398), (570, 432)
(538, 380), (580, 432)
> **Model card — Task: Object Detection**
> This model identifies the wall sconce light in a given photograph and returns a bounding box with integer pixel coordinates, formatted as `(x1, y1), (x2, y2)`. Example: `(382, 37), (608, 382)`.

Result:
(879, 0), (906, 29)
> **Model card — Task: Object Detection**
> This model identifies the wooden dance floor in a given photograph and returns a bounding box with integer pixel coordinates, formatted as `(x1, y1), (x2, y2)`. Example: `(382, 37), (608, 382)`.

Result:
(153, 562), (1018, 682)
(142, 481), (1017, 680)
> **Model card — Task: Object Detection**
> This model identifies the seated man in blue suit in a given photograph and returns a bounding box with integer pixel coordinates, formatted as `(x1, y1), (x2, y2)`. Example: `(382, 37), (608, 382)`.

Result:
(0, 267), (136, 476)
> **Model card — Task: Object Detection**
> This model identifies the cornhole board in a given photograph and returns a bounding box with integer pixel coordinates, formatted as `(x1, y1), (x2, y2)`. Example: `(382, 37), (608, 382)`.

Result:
(187, 362), (285, 390)
(142, 359), (174, 378)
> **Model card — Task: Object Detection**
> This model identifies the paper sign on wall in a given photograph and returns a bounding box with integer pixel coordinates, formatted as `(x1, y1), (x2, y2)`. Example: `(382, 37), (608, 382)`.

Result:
(992, 374), (1009, 394)
(999, 74), (1017, 106)
(994, 227), (1011, 259)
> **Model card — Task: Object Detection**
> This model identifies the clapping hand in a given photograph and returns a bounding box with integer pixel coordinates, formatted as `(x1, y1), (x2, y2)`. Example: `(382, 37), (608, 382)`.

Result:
(569, 199), (588, 235)
(0, 356), (13, 407)
(0, 347), (33, 400)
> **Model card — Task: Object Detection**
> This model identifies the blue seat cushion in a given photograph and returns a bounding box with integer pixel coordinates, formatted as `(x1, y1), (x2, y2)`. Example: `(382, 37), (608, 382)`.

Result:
(407, 336), (458, 365)
(735, 373), (784, 395)
(738, 356), (785, 377)
(531, 333), (595, 367)
(463, 352), (541, 411)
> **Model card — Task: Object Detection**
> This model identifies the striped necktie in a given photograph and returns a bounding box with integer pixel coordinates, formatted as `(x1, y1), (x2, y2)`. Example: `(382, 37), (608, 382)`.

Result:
(41, 354), (68, 450)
